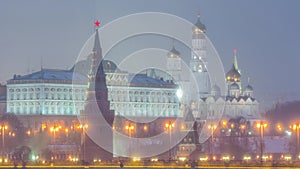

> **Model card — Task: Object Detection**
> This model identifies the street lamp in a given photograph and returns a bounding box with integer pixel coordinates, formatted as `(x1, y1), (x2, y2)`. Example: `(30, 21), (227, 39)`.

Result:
(277, 124), (283, 132)
(0, 124), (8, 153)
(165, 120), (175, 161)
(208, 124), (217, 158)
(256, 121), (268, 165)
(290, 122), (300, 156)
(240, 124), (246, 134)
(125, 123), (134, 157)
(50, 124), (61, 160)
(78, 123), (88, 162)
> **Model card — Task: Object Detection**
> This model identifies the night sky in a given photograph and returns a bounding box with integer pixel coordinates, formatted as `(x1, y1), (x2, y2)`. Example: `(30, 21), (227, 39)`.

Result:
(1, 0), (299, 111)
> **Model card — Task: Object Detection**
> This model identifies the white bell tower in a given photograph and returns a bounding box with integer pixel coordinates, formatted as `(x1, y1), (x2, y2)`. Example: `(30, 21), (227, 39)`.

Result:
(190, 14), (210, 98)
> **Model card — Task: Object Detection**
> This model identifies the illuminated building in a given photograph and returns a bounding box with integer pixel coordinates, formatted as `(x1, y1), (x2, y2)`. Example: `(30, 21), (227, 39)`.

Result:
(3, 12), (261, 160)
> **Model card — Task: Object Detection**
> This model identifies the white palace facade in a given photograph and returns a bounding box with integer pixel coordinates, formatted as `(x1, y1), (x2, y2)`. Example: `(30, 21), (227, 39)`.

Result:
(6, 66), (180, 118)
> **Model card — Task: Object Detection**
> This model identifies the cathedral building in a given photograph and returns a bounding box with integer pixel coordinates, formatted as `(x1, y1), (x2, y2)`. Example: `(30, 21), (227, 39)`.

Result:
(180, 14), (260, 122)
(175, 14), (260, 159)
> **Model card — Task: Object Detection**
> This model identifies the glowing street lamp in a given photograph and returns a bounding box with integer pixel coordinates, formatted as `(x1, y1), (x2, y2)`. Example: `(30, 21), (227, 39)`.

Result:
(256, 121), (268, 165)
(65, 128), (69, 137)
(165, 120), (175, 160)
(240, 124), (246, 130)
(0, 124), (8, 152)
(208, 124), (217, 157)
(125, 123), (135, 157)
(8, 132), (15, 137)
(50, 124), (61, 159)
(222, 121), (227, 127)
(125, 124), (134, 136)
(78, 123), (88, 161)
(290, 122), (300, 156)
(277, 124), (283, 132)
(50, 125), (61, 144)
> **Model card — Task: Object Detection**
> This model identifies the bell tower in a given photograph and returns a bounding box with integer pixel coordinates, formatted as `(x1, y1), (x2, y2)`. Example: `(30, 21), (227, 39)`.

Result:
(190, 14), (210, 98)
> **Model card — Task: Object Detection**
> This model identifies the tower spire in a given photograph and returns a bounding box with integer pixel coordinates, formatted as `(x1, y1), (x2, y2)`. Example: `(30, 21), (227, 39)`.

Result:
(233, 49), (241, 74)
(87, 20), (105, 92)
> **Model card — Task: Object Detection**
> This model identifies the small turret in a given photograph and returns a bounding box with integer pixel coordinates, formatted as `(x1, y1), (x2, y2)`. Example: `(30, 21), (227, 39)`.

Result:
(244, 78), (254, 97)
(211, 84), (221, 97)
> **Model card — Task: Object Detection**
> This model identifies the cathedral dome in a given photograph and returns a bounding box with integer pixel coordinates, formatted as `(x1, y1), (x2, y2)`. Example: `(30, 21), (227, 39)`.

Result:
(211, 84), (221, 97)
(102, 60), (118, 73)
(168, 46), (180, 58)
(212, 84), (221, 92)
(244, 84), (254, 97)
(230, 82), (240, 90)
(245, 84), (253, 91)
(226, 64), (241, 82)
(193, 14), (206, 34)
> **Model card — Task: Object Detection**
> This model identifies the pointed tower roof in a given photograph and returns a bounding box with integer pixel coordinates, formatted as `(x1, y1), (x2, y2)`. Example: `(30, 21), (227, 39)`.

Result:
(226, 49), (241, 82)
(87, 20), (106, 91)
(93, 27), (101, 54)
(233, 49), (241, 74)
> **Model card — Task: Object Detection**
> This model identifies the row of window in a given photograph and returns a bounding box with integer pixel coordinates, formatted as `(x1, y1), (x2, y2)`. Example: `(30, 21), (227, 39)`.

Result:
(111, 102), (178, 109)
(9, 101), (83, 106)
(115, 110), (178, 117)
(9, 106), (82, 115)
(9, 93), (86, 101)
(109, 95), (178, 103)
(9, 88), (85, 93)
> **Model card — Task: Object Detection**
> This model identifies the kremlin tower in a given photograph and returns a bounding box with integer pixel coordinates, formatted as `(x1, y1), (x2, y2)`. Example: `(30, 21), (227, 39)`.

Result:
(80, 20), (115, 162)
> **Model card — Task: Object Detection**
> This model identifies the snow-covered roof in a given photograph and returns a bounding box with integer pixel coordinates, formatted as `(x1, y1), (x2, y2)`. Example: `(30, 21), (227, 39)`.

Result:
(8, 68), (176, 88)
(8, 69), (87, 82)
(129, 74), (176, 88)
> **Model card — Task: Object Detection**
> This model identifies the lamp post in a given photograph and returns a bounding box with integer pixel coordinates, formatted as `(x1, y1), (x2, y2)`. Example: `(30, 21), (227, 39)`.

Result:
(165, 120), (175, 161)
(208, 124), (217, 159)
(78, 123), (88, 162)
(125, 123), (134, 158)
(240, 124), (246, 135)
(290, 123), (300, 156)
(0, 124), (8, 153)
(50, 124), (61, 160)
(256, 121), (268, 165)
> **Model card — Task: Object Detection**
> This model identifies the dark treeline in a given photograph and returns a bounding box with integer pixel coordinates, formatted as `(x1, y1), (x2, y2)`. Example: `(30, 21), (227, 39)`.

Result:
(265, 100), (300, 132)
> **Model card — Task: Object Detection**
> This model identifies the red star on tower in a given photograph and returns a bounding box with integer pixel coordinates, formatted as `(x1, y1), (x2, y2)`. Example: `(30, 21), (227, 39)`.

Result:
(233, 49), (237, 54)
(94, 20), (100, 28)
